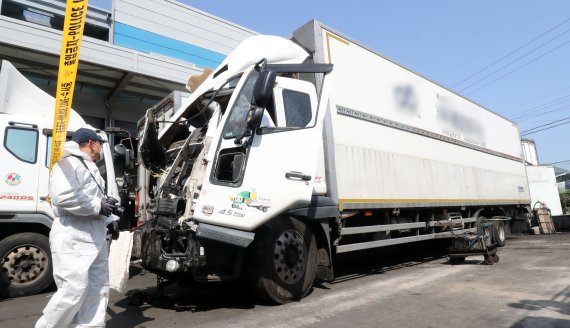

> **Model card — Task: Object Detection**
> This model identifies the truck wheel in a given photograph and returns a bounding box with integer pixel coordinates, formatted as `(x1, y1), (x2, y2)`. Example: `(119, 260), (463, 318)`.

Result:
(0, 233), (53, 298)
(249, 217), (317, 304)
(495, 222), (506, 247)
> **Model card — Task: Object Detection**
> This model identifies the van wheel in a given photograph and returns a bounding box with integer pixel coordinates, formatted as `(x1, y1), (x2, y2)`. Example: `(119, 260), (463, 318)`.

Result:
(0, 233), (53, 298)
(248, 217), (317, 304)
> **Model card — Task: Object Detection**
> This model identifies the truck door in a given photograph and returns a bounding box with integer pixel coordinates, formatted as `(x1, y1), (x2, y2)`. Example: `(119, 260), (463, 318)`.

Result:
(205, 70), (327, 230)
(1, 124), (41, 212)
(243, 76), (321, 215)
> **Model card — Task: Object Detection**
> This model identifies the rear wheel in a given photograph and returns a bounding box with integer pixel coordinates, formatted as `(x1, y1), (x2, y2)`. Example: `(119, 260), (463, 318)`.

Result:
(0, 233), (53, 298)
(248, 217), (317, 304)
(495, 222), (506, 247)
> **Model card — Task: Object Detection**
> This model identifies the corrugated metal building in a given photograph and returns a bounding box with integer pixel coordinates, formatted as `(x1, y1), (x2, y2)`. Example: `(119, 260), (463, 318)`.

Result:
(0, 0), (256, 134)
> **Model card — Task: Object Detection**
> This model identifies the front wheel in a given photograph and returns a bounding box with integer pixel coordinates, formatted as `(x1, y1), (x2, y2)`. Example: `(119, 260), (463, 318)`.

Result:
(0, 233), (53, 298)
(248, 217), (317, 304)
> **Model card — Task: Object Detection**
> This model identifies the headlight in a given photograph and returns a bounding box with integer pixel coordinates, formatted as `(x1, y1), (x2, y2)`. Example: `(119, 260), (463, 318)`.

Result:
(165, 259), (180, 272)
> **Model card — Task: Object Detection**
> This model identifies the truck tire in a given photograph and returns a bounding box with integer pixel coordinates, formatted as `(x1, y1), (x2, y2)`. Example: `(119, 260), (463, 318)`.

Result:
(495, 222), (506, 247)
(248, 217), (317, 304)
(0, 233), (53, 298)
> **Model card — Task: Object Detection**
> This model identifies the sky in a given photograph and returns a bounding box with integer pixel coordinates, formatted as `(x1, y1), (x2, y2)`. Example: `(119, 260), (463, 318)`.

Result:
(91, 0), (570, 169)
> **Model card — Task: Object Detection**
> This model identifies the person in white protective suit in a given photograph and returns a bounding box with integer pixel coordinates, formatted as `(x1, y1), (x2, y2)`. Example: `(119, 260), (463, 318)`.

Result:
(35, 128), (120, 328)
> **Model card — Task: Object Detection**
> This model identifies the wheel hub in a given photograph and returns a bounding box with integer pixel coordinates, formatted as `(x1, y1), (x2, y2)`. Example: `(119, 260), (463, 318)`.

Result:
(2, 244), (49, 286)
(273, 230), (306, 284)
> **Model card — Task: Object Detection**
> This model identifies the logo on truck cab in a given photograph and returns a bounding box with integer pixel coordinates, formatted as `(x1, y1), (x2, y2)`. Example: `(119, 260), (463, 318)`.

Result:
(231, 189), (271, 212)
(5, 173), (22, 186)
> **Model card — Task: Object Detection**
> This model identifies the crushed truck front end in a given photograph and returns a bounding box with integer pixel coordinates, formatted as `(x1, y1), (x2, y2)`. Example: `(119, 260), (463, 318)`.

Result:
(137, 34), (333, 292)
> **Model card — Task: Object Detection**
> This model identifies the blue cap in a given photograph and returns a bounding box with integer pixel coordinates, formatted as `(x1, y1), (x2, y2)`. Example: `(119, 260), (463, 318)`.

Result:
(72, 128), (107, 144)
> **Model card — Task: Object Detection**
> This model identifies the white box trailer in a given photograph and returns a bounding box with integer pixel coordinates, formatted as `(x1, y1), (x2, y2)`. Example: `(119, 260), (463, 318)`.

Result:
(137, 20), (531, 304)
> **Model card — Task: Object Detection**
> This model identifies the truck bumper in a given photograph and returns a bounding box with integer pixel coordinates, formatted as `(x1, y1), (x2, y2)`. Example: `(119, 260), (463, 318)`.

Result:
(140, 226), (205, 275)
(139, 221), (255, 277)
(196, 223), (255, 248)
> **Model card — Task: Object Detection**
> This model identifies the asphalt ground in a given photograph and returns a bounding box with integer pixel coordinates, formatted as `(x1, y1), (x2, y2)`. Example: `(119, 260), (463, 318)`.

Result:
(1, 232), (569, 328)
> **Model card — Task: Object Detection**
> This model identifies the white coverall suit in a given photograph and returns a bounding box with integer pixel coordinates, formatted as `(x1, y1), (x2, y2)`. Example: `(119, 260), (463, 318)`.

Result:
(36, 142), (113, 328)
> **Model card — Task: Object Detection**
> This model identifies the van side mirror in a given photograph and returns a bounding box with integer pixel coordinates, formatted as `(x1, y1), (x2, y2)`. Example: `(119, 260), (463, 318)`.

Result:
(253, 70), (276, 108)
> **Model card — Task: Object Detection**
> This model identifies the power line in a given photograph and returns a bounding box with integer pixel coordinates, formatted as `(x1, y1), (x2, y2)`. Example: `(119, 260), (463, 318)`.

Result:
(503, 84), (570, 114)
(459, 27), (570, 93)
(521, 116), (570, 136)
(465, 40), (570, 96)
(521, 121), (570, 135)
(510, 94), (570, 120)
(544, 159), (570, 165)
(452, 17), (570, 88)
(517, 104), (570, 123)
(521, 115), (570, 133)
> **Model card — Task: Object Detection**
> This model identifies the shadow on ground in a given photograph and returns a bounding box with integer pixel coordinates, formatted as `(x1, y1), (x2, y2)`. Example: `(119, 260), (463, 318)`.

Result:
(511, 317), (570, 328)
(508, 285), (570, 328)
(327, 239), (452, 285)
(509, 285), (570, 311)
(108, 238), (475, 325)
(106, 279), (257, 327)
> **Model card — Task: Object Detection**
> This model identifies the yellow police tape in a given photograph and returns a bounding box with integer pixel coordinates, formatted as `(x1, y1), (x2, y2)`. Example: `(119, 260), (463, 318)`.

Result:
(49, 0), (89, 169)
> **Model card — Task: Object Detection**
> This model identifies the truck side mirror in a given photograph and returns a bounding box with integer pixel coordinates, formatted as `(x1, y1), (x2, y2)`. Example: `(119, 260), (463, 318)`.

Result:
(114, 143), (127, 156)
(125, 148), (134, 169)
(235, 70), (275, 145)
(114, 144), (134, 169)
(253, 70), (276, 108)
(247, 106), (264, 130)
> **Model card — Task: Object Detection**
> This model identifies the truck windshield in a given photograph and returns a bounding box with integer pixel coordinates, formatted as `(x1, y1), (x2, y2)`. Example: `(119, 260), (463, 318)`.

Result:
(222, 70), (259, 139)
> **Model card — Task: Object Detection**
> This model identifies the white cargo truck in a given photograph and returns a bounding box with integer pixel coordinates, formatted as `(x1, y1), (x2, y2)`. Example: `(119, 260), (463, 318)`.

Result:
(137, 20), (531, 303)
(0, 60), (124, 298)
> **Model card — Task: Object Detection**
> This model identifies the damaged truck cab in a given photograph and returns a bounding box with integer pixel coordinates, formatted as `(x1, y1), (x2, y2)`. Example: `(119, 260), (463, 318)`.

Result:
(138, 35), (334, 303)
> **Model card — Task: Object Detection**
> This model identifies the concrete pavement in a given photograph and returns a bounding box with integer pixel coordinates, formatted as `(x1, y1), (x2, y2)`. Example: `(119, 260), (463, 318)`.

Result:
(1, 233), (569, 328)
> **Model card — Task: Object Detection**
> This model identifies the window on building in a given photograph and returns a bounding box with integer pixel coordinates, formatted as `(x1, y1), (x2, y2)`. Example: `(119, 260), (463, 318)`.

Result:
(0, 1), (110, 41)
